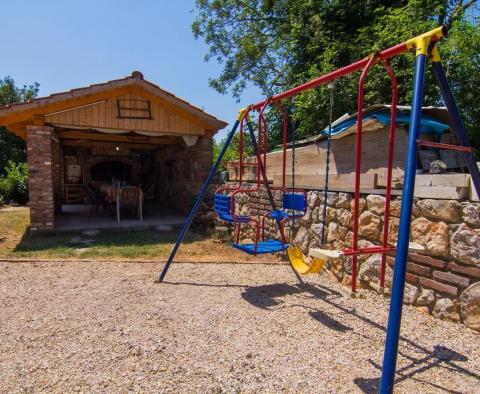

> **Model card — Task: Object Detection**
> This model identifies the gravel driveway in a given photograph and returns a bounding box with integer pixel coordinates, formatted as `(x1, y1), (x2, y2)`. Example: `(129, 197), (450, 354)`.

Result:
(0, 260), (479, 393)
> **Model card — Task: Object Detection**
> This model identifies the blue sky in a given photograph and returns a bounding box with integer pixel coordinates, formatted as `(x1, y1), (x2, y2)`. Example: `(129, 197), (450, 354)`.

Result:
(2, 1), (478, 141)
(0, 0), (261, 140)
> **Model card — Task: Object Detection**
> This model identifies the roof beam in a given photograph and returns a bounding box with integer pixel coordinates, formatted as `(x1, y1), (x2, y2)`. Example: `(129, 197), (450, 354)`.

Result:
(61, 139), (160, 150)
(57, 129), (179, 145)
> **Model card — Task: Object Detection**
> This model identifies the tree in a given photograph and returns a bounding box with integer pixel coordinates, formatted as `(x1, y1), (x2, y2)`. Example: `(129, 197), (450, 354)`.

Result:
(213, 132), (254, 170)
(193, 0), (479, 150)
(0, 76), (40, 175)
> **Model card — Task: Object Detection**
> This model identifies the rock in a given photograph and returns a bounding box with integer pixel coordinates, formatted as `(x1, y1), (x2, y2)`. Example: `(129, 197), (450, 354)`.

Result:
(345, 231), (353, 248)
(358, 254), (392, 287)
(459, 282), (480, 331)
(308, 235), (321, 249)
(387, 217), (399, 245)
(390, 199), (420, 218)
(429, 160), (447, 174)
(350, 198), (367, 214)
(293, 227), (310, 254)
(416, 288), (435, 307)
(300, 207), (314, 226)
(358, 211), (382, 241)
(417, 199), (462, 223)
(432, 298), (460, 323)
(357, 240), (375, 264)
(327, 222), (348, 243)
(411, 218), (449, 258)
(310, 223), (327, 245)
(415, 306), (431, 315)
(319, 192), (339, 207)
(462, 204), (480, 227)
(307, 191), (320, 209)
(82, 229), (99, 237)
(366, 194), (386, 216)
(450, 224), (480, 266)
(311, 206), (320, 223)
(317, 205), (336, 224)
(390, 199), (402, 217)
(336, 208), (353, 228)
(403, 283), (420, 305)
(336, 193), (351, 209)
(156, 225), (174, 232)
(330, 259), (344, 281)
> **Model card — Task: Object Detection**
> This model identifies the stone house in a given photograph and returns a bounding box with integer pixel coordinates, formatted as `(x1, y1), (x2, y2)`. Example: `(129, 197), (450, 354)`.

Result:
(0, 72), (226, 230)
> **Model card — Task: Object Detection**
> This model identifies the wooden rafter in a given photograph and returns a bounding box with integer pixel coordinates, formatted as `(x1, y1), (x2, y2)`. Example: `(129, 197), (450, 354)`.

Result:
(61, 139), (160, 150)
(57, 130), (179, 145)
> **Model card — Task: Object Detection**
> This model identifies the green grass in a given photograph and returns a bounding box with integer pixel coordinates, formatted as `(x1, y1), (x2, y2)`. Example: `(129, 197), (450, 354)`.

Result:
(0, 206), (220, 260)
(0, 206), (273, 262)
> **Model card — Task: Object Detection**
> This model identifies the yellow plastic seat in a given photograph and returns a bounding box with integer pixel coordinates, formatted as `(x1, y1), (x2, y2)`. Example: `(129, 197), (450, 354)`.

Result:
(287, 246), (326, 275)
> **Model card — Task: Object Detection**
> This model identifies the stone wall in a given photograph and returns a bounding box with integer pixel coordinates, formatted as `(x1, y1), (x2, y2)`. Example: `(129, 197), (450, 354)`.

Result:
(231, 187), (480, 332)
(51, 136), (62, 213)
(27, 126), (56, 230)
(155, 136), (213, 213)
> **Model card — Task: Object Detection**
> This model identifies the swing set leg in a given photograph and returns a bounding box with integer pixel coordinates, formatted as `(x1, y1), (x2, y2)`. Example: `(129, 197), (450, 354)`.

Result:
(156, 119), (240, 283)
(380, 53), (427, 394)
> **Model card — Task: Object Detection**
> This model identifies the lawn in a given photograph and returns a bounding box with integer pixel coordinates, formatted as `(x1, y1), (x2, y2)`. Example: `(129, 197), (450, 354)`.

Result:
(0, 206), (274, 262)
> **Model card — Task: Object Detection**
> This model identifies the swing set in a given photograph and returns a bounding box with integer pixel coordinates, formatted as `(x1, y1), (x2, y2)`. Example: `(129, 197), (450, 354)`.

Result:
(158, 26), (480, 393)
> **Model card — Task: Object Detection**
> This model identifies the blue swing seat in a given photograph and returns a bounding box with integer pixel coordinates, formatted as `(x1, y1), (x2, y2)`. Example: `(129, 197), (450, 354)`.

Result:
(232, 239), (289, 255)
(214, 193), (250, 223)
(266, 192), (307, 221)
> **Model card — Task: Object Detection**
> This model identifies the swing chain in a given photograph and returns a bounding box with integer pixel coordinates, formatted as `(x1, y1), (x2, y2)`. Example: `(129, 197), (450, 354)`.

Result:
(289, 97), (297, 241)
(321, 83), (334, 247)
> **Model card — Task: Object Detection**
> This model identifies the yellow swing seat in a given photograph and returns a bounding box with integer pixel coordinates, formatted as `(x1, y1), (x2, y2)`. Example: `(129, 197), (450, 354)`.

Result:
(287, 246), (327, 275)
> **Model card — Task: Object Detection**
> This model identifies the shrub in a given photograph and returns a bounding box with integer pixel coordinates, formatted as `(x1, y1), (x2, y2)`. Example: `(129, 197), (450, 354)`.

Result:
(0, 161), (29, 204)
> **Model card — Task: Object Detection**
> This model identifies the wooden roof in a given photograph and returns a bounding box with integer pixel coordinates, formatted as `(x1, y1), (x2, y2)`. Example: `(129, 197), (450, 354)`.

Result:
(0, 71), (227, 141)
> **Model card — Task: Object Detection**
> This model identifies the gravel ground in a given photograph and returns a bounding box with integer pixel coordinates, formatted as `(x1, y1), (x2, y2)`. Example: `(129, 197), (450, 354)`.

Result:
(0, 260), (479, 393)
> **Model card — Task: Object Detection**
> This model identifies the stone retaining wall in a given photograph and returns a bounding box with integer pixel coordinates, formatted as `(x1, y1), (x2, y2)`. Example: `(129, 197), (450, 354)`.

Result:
(227, 186), (480, 332)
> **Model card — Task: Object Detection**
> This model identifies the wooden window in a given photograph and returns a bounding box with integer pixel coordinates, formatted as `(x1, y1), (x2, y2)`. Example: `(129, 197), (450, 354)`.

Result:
(116, 99), (153, 119)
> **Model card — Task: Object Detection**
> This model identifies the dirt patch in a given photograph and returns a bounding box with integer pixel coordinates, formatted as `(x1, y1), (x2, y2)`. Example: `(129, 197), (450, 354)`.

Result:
(0, 260), (479, 393)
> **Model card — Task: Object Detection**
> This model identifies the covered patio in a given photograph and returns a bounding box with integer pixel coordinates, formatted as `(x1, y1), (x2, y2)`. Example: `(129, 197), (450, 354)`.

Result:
(0, 71), (226, 230)
(55, 204), (185, 231)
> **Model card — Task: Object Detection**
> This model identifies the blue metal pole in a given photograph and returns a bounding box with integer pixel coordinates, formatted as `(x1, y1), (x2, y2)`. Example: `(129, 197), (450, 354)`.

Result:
(157, 120), (240, 282)
(379, 54), (427, 393)
(431, 61), (480, 197)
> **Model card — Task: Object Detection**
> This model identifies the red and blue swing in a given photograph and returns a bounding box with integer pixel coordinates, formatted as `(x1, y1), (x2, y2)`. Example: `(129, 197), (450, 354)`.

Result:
(214, 104), (306, 255)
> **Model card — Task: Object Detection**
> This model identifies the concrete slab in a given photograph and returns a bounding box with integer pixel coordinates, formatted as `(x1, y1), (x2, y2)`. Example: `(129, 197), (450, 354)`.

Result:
(55, 204), (185, 231)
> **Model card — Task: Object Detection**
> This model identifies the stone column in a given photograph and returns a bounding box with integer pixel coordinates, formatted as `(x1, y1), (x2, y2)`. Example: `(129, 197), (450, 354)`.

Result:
(27, 125), (56, 230)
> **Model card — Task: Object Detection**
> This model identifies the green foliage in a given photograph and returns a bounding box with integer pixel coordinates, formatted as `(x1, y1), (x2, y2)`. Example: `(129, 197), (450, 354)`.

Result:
(194, 0), (479, 149)
(0, 161), (29, 205)
(213, 132), (254, 170)
(0, 76), (39, 176)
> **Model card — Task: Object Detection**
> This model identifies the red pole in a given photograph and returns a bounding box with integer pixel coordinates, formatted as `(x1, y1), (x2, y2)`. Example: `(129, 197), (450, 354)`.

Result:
(238, 116), (244, 185)
(380, 61), (398, 289)
(352, 55), (376, 294)
(252, 43), (408, 110)
(276, 103), (288, 190)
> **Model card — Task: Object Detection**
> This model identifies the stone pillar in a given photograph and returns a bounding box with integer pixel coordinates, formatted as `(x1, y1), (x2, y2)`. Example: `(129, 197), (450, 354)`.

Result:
(27, 125), (56, 230)
(51, 135), (63, 213)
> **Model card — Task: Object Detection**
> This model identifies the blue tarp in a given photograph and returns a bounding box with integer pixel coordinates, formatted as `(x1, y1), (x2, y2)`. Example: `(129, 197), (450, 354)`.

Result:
(320, 110), (450, 138)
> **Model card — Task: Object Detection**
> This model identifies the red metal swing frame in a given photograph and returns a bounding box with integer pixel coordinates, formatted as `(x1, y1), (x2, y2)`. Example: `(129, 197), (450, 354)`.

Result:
(245, 40), (427, 292)
(216, 28), (447, 290)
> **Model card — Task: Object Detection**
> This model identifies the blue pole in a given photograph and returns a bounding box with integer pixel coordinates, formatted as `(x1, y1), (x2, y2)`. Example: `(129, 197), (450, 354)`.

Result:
(157, 119), (240, 282)
(431, 61), (480, 197)
(379, 54), (427, 393)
